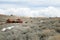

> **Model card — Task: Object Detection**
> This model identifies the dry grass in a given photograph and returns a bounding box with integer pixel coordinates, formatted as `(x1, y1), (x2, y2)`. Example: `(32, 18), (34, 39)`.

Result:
(0, 14), (60, 40)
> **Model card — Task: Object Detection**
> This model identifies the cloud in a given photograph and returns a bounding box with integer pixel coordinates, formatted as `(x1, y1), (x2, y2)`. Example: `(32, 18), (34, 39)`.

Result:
(0, 0), (60, 17)
(0, 0), (60, 8)
(0, 6), (60, 17)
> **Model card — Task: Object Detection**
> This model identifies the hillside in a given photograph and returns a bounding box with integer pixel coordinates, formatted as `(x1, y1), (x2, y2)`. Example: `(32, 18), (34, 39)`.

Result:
(0, 14), (60, 40)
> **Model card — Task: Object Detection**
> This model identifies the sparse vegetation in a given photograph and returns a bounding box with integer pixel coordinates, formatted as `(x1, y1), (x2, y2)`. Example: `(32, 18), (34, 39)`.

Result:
(0, 15), (60, 40)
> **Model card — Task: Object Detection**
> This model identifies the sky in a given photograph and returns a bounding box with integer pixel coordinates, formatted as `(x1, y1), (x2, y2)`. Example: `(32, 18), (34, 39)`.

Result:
(0, 0), (60, 17)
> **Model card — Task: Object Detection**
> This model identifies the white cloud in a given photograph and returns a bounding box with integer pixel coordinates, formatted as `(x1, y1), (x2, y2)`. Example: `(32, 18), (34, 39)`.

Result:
(0, 0), (60, 8)
(0, 6), (60, 17)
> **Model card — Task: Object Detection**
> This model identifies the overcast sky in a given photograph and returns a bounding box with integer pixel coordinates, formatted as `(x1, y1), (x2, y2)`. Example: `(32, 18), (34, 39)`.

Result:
(0, 0), (60, 17)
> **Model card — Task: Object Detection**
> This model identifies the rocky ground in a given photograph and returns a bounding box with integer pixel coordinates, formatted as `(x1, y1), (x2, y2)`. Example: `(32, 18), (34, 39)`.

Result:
(0, 15), (60, 40)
